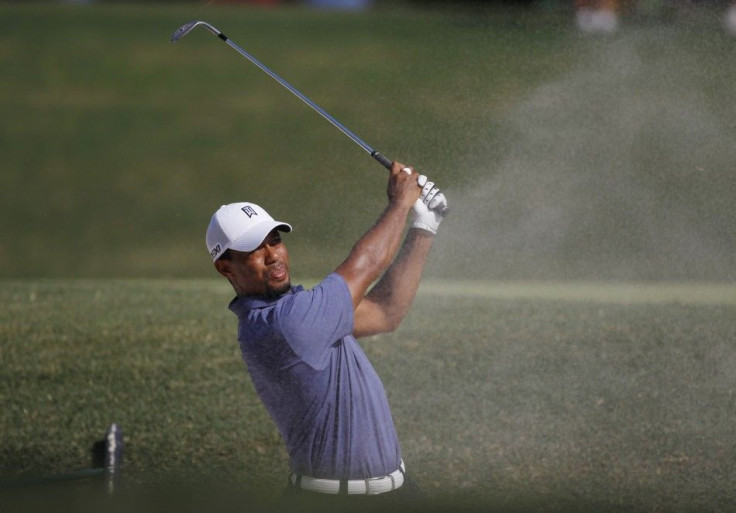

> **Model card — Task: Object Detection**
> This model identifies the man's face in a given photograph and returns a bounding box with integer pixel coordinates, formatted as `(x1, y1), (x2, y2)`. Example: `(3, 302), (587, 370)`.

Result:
(217, 229), (291, 298)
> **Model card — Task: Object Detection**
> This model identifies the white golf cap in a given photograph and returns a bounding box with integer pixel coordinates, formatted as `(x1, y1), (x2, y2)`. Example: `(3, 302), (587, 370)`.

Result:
(206, 202), (292, 261)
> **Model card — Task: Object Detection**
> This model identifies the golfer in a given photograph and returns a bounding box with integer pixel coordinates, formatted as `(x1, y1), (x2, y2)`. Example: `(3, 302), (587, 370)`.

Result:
(206, 162), (446, 505)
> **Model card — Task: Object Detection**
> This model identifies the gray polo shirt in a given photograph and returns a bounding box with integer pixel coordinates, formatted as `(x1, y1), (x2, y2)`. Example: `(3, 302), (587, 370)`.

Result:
(229, 272), (402, 480)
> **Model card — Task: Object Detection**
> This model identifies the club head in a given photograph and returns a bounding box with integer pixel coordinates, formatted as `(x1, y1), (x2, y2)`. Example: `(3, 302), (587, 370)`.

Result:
(171, 21), (221, 43)
(171, 21), (199, 42)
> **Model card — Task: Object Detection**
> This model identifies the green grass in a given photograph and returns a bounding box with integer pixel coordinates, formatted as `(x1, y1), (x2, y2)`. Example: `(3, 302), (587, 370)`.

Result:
(2, 2), (733, 281)
(2, 280), (735, 511)
(0, 2), (570, 279)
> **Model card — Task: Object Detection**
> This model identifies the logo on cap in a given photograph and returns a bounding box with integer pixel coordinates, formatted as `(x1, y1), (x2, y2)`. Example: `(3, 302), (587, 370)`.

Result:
(241, 206), (258, 218)
(210, 244), (221, 258)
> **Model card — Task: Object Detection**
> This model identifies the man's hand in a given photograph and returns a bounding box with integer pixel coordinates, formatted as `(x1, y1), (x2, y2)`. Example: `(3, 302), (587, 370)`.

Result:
(410, 175), (447, 235)
(387, 162), (422, 212)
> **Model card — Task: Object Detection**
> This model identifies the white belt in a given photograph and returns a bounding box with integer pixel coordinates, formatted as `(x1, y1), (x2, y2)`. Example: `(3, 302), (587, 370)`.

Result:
(289, 460), (405, 495)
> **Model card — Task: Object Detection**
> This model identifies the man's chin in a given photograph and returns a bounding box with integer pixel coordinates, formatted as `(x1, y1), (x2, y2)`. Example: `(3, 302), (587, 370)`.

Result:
(265, 280), (291, 299)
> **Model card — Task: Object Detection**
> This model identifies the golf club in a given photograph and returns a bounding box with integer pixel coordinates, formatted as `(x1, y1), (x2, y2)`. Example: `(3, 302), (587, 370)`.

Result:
(171, 20), (448, 216)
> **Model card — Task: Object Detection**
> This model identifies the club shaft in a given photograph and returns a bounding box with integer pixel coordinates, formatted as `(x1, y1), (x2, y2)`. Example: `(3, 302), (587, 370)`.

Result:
(215, 27), (392, 170)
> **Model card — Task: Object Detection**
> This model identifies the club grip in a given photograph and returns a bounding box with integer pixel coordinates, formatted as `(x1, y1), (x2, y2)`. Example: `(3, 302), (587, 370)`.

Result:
(372, 150), (449, 217)
(371, 151), (393, 170)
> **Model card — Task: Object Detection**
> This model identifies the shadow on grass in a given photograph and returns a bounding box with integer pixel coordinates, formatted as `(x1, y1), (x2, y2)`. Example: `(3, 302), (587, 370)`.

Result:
(1, 478), (651, 513)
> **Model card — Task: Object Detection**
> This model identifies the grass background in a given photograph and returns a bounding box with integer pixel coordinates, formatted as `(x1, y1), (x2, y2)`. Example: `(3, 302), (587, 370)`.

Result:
(2, 1), (733, 280)
(2, 280), (736, 512)
(1, 2), (736, 512)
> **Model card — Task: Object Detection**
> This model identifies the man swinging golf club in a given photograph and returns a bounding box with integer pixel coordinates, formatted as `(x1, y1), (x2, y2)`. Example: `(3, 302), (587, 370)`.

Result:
(207, 162), (446, 506)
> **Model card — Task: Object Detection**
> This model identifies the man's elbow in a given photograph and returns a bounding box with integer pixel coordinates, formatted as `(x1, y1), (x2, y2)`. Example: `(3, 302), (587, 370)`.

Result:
(353, 310), (403, 338)
(381, 312), (404, 333)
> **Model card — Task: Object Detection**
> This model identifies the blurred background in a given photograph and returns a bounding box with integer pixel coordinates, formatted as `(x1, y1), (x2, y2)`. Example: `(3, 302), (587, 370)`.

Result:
(1, 0), (734, 282)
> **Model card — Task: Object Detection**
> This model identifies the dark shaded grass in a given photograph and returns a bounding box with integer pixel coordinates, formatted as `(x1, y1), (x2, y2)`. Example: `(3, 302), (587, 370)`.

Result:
(2, 280), (735, 512)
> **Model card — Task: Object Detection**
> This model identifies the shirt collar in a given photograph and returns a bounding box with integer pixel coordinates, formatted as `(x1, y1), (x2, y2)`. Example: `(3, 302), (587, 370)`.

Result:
(228, 284), (304, 316)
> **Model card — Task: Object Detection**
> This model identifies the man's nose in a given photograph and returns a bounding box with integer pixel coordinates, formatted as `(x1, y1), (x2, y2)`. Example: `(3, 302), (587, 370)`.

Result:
(264, 244), (278, 263)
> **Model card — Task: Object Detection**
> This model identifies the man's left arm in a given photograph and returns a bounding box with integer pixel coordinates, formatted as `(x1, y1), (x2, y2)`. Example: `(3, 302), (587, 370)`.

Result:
(352, 229), (434, 338)
(352, 175), (446, 338)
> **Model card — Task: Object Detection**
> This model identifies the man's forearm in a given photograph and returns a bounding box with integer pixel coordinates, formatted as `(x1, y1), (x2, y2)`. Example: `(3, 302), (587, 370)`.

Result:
(363, 228), (434, 328)
(336, 202), (414, 308)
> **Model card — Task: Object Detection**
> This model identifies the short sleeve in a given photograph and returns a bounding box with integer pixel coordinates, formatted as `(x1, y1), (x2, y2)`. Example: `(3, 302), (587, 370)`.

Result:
(275, 273), (354, 370)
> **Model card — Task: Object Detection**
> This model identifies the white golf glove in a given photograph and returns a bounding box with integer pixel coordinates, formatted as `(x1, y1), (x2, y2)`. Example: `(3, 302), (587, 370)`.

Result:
(410, 175), (447, 235)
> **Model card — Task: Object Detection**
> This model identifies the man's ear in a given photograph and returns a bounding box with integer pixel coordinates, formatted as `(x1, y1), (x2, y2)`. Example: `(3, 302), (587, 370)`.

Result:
(214, 258), (232, 278)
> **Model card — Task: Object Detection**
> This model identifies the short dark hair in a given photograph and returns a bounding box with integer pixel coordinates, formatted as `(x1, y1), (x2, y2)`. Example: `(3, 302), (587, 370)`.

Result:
(218, 249), (233, 261)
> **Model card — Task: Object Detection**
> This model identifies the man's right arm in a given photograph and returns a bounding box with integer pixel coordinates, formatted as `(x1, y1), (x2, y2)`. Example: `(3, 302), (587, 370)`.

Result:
(334, 162), (420, 309)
